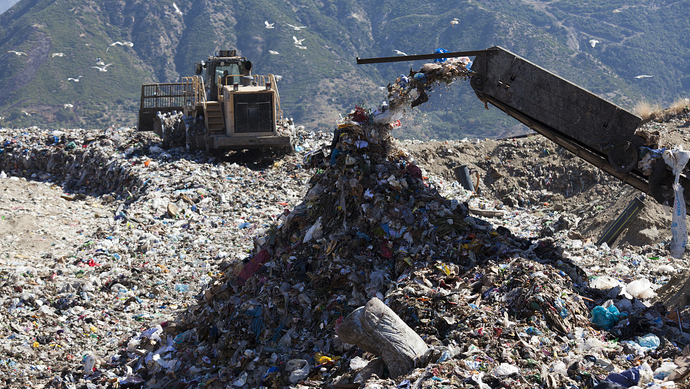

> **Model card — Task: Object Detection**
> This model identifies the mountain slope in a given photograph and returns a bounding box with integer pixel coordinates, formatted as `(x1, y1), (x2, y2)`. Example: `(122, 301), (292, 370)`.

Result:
(0, 0), (18, 14)
(0, 0), (688, 140)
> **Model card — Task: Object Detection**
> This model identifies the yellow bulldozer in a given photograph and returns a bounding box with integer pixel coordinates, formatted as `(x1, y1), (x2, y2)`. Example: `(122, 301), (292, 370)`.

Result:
(137, 49), (294, 153)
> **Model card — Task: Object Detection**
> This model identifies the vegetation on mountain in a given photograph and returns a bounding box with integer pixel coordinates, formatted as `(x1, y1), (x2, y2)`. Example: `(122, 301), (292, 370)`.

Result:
(1, 0), (688, 140)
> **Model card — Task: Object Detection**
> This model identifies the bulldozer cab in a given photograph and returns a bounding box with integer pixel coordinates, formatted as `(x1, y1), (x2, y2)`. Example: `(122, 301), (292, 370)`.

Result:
(206, 61), (241, 101)
(215, 63), (240, 86)
(202, 52), (252, 101)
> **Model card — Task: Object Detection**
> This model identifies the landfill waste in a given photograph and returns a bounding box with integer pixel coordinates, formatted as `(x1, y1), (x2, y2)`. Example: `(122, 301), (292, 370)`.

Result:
(591, 303), (624, 330)
(337, 297), (429, 378)
(0, 61), (690, 389)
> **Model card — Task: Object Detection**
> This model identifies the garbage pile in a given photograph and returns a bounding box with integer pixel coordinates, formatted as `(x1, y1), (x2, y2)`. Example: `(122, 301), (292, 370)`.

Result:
(156, 106), (685, 387)
(0, 56), (690, 389)
(111, 59), (685, 389)
(0, 125), (330, 387)
(0, 126), (153, 196)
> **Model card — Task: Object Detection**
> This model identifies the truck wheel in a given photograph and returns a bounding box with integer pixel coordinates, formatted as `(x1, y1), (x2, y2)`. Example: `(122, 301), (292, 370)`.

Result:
(608, 141), (638, 173)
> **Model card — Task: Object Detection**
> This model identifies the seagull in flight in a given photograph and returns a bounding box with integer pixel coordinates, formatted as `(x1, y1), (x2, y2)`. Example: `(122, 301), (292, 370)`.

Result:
(450, 18), (459, 26)
(63, 103), (74, 109)
(265, 21), (274, 29)
(589, 39), (600, 48)
(172, 3), (182, 15)
(293, 36), (305, 45)
(6, 50), (27, 56)
(286, 22), (306, 31)
(394, 49), (407, 56)
(295, 45), (307, 50)
(269, 50), (280, 55)
(92, 63), (113, 72)
(274, 75), (283, 82)
(107, 41), (134, 52)
(634, 74), (653, 79)
(67, 76), (83, 82)
(51, 52), (66, 58)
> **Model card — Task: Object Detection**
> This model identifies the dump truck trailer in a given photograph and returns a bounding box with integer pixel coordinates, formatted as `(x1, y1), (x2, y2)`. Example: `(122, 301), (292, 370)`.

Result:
(357, 46), (690, 213)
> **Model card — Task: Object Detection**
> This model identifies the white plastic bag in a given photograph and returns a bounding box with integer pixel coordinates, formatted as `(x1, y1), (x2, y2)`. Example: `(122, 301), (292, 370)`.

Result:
(494, 363), (520, 376)
(663, 147), (690, 258)
(626, 278), (657, 299)
(303, 216), (323, 243)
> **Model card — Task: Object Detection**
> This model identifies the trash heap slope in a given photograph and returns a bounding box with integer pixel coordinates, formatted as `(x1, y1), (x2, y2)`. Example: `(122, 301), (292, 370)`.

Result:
(2, 58), (689, 389)
(151, 58), (608, 388)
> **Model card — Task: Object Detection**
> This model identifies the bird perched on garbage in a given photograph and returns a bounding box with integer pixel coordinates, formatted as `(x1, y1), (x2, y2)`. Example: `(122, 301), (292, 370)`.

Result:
(265, 21), (274, 29)
(92, 63), (113, 72)
(589, 39), (600, 48)
(6, 50), (27, 56)
(286, 22), (306, 31)
(51, 52), (66, 58)
(67, 75), (83, 82)
(394, 50), (407, 56)
(172, 3), (183, 15)
(293, 36), (305, 45)
(107, 41), (134, 51)
(269, 50), (280, 55)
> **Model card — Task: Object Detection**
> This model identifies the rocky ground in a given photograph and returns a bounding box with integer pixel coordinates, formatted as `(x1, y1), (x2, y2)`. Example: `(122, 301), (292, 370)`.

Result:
(2, 61), (690, 388)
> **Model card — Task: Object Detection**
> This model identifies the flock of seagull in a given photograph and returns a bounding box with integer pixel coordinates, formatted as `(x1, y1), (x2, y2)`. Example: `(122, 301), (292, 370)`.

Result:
(2, 12), (656, 114)
(264, 21), (308, 53)
(3, 38), (135, 112)
(5, 36), (131, 85)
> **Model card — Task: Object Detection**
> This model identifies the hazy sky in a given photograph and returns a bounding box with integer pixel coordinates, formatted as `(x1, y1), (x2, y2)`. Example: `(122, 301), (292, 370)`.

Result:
(0, 0), (20, 14)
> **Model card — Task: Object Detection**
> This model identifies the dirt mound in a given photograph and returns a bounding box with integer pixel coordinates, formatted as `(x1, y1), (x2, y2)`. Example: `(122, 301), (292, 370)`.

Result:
(402, 106), (690, 248)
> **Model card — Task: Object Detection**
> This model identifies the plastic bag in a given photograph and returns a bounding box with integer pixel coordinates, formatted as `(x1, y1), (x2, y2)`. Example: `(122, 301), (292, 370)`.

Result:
(636, 333), (660, 350)
(591, 275), (621, 290)
(591, 304), (621, 330)
(337, 298), (428, 378)
(654, 361), (678, 379)
(494, 363), (520, 377)
(625, 278), (657, 299)
(663, 147), (690, 258)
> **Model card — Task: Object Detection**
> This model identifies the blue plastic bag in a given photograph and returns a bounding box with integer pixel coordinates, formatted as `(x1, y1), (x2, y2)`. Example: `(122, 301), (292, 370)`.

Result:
(434, 48), (450, 63)
(636, 333), (660, 350)
(605, 365), (642, 387)
(591, 304), (621, 330)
